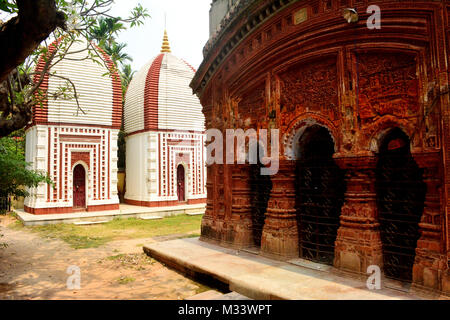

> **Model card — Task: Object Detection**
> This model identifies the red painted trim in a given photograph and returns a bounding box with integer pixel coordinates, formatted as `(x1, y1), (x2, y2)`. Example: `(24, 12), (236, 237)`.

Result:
(25, 204), (119, 215)
(86, 204), (119, 212)
(32, 41), (122, 129)
(97, 47), (123, 129)
(71, 152), (90, 169)
(31, 122), (120, 130)
(32, 40), (61, 126)
(59, 143), (63, 200)
(144, 54), (164, 131)
(47, 128), (51, 202)
(169, 142), (172, 197)
(126, 128), (205, 137)
(107, 131), (110, 200)
(124, 198), (206, 208)
(60, 135), (102, 143)
(158, 134), (162, 197)
(181, 59), (197, 73)
(201, 134), (205, 194)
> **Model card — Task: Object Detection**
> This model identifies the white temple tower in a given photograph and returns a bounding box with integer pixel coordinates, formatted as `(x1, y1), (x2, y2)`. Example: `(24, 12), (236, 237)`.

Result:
(124, 31), (206, 207)
(24, 39), (122, 214)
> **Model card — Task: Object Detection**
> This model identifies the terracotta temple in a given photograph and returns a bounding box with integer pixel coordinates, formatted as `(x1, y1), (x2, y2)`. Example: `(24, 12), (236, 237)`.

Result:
(191, 0), (450, 294)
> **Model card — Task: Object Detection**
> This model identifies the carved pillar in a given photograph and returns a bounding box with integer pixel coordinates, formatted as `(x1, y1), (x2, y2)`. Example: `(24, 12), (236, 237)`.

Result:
(334, 156), (383, 273)
(412, 152), (447, 292)
(200, 164), (219, 243)
(228, 164), (254, 248)
(260, 160), (298, 259)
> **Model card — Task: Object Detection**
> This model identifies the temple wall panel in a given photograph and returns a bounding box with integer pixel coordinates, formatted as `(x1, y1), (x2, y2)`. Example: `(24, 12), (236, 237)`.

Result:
(194, 0), (450, 294)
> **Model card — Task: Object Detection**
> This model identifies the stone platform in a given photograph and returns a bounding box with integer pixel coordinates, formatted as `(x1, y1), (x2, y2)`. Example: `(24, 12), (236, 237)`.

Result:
(143, 238), (448, 300)
(14, 203), (205, 226)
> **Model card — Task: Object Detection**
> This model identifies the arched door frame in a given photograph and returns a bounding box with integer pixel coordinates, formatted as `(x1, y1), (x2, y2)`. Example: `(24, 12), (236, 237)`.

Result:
(72, 161), (89, 209)
(176, 162), (188, 202)
(293, 123), (344, 265)
(374, 127), (425, 282)
(283, 116), (339, 161)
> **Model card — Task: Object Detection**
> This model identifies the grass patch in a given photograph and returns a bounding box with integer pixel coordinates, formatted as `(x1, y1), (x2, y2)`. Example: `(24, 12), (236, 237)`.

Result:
(117, 276), (136, 285)
(10, 215), (202, 249)
(105, 253), (156, 270)
(61, 235), (111, 249)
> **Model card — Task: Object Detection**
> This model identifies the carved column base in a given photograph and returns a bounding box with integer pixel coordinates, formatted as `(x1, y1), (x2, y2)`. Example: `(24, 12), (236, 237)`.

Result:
(200, 210), (254, 249)
(442, 267), (450, 295)
(334, 224), (383, 273)
(227, 164), (255, 249)
(412, 250), (447, 293)
(261, 212), (298, 259)
(411, 152), (447, 293)
(260, 160), (298, 260)
(225, 217), (254, 249)
(200, 215), (222, 245)
(334, 156), (384, 274)
(412, 223), (447, 292)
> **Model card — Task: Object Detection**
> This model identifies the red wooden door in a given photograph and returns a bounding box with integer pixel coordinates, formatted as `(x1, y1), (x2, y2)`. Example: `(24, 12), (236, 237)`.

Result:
(177, 165), (185, 202)
(73, 164), (86, 209)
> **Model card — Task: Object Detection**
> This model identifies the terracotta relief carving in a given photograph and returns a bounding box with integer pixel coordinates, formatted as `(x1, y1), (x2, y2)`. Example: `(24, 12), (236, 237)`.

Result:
(357, 52), (420, 127)
(279, 56), (340, 130)
(238, 82), (265, 128)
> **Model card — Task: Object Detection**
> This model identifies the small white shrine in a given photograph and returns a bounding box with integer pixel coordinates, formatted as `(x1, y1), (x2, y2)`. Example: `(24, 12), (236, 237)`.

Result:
(24, 39), (122, 214)
(123, 31), (206, 207)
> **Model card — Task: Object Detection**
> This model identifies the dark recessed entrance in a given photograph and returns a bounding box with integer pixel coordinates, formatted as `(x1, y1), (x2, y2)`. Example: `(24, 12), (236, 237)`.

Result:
(249, 145), (272, 247)
(295, 125), (345, 265)
(375, 128), (425, 282)
(73, 164), (86, 209)
(177, 164), (186, 202)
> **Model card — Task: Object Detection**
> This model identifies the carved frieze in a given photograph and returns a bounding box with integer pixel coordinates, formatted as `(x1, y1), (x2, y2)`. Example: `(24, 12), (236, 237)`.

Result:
(357, 52), (419, 127)
(279, 56), (340, 130)
(238, 82), (266, 129)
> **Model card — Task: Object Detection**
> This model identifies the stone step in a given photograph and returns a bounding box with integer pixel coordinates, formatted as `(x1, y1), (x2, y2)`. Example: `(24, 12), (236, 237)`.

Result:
(287, 258), (333, 272)
(140, 215), (163, 220)
(185, 290), (224, 300)
(185, 290), (252, 300)
(186, 211), (204, 216)
(73, 220), (108, 226)
(213, 292), (252, 300)
(241, 247), (260, 255)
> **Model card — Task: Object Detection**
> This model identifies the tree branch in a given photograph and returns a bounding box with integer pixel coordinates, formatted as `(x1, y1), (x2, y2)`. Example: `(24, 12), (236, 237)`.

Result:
(0, 0), (66, 83)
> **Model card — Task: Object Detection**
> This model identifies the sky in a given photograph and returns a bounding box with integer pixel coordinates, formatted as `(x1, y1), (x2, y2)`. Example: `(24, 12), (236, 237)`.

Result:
(0, 1), (212, 70)
(110, 0), (212, 71)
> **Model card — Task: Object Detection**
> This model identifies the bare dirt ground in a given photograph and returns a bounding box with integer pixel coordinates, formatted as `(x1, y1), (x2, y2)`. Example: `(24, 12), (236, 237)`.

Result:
(0, 215), (208, 300)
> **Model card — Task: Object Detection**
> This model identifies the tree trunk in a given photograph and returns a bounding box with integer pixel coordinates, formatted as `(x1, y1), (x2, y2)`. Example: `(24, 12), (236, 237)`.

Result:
(0, 0), (66, 83)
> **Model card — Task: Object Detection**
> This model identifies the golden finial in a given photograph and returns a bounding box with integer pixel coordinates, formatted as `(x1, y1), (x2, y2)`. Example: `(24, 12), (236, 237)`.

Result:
(161, 30), (171, 53)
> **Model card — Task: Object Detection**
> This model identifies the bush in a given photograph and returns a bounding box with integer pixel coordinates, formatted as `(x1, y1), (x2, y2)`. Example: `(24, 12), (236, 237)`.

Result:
(0, 134), (53, 200)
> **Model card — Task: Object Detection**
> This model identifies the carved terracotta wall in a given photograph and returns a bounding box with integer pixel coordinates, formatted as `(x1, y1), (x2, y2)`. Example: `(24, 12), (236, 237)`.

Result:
(193, 0), (450, 295)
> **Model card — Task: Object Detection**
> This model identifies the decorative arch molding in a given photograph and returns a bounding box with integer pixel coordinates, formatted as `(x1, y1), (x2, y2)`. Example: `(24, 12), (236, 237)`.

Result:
(365, 116), (416, 154)
(283, 114), (339, 160)
(176, 161), (190, 183)
(71, 161), (89, 207)
(176, 162), (189, 201)
(71, 160), (89, 173)
(71, 151), (91, 170)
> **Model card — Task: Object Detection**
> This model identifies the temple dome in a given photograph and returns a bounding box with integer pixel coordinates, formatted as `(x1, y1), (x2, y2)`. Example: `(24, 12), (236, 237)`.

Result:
(124, 32), (205, 134)
(33, 38), (122, 129)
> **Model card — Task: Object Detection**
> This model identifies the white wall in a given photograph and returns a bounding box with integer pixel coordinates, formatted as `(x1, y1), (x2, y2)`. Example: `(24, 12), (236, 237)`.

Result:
(158, 54), (205, 132)
(47, 39), (114, 126)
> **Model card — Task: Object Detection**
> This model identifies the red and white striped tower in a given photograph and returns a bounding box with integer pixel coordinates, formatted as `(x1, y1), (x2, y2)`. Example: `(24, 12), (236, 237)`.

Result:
(124, 31), (206, 207)
(25, 38), (122, 214)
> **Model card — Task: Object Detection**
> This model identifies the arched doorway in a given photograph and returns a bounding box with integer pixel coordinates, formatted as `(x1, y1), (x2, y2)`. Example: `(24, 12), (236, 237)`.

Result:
(249, 144), (272, 247)
(177, 164), (186, 202)
(375, 128), (425, 282)
(295, 125), (345, 265)
(73, 164), (86, 209)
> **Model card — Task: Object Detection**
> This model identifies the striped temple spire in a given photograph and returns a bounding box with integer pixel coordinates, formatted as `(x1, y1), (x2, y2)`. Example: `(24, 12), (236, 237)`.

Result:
(161, 30), (171, 53)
